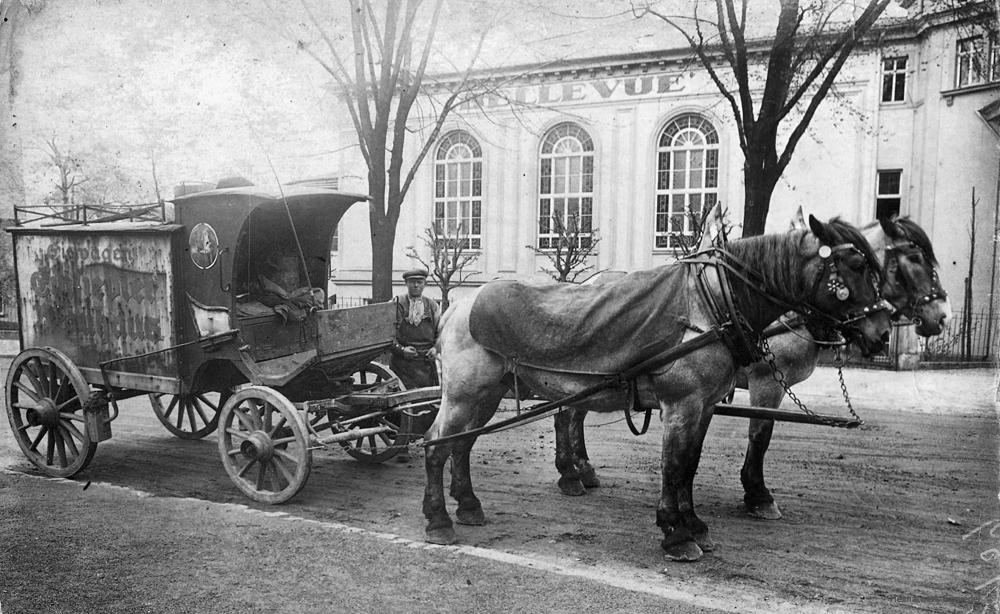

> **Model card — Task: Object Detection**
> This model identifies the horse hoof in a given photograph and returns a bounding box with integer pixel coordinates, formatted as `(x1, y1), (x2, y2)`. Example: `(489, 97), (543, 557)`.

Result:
(745, 500), (782, 520)
(425, 526), (458, 545)
(662, 540), (703, 562)
(456, 508), (486, 526)
(579, 469), (601, 489)
(558, 478), (586, 496)
(693, 532), (715, 552)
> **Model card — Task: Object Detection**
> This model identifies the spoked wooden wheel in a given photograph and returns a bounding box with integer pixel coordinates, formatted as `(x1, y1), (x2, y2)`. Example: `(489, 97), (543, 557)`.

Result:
(149, 389), (230, 439)
(337, 361), (409, 464)
(217, 386), (311, 504)
(5, 347), (98, 477)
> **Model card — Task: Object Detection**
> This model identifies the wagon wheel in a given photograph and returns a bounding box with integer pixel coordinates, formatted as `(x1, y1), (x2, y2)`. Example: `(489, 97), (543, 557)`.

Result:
(335, 361), (409, 464)
(217, 386), (312, 504)
(5, 347), (98, 478)
(149, 389), (231, 439)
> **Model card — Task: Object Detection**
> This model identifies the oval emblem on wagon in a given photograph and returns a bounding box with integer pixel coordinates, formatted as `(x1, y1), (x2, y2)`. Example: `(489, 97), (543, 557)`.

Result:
(189, 223), (220, 270)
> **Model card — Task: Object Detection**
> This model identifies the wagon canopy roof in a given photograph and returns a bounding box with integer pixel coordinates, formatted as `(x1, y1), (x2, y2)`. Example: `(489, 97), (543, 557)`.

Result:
(171, 185), (370, 207)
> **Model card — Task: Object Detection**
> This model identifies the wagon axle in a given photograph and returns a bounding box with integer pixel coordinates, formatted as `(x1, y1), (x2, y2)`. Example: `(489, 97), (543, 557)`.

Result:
(24, 399), (60, 428)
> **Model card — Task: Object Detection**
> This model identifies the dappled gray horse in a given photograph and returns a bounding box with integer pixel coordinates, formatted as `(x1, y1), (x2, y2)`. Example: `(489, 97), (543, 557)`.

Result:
(553, 215), (950, 522)
(422, 216), (891, 562)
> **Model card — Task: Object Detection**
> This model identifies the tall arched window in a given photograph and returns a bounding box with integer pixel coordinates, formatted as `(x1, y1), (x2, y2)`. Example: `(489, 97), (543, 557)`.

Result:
(434, 130), (482, 249)
(655, 114), (719, 250)
(538, 123), (594, 249)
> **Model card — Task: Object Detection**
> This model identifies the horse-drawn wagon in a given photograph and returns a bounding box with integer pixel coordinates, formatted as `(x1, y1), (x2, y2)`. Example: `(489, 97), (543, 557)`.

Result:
(4, 185), (439, 503)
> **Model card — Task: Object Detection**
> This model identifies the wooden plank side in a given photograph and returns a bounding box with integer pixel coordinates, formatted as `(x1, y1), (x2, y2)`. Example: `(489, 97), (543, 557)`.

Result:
(15, 232), (177, 375)
(316, 303), (396, 358)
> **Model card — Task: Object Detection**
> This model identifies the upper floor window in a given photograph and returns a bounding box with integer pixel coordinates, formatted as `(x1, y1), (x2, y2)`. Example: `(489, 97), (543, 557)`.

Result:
(538, 123), (594, 250)
(876, 170), (902, 219)
(434, 131), (482, 250)
(655, 114), (719, 250)
(957, 35), (1000, 88)
(881, 56), (908, 103)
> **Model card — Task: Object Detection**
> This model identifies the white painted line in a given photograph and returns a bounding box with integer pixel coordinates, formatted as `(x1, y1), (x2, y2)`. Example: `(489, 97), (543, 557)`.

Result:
(1, 468), (861, 614)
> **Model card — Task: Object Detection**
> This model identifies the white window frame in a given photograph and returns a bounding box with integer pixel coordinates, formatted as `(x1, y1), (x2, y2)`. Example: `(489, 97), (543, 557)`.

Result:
(537, 123), (594, 251)
(881, 56), (908, 103)
(957, 35), (1000, 88)
(434, 131), (482, 250)
(654, 114), (720, 251)
(876, 169), (903, 219)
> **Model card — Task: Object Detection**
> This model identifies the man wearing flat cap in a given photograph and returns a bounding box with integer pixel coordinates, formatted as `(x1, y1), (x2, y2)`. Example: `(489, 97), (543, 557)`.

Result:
(390, 268), (441, 461)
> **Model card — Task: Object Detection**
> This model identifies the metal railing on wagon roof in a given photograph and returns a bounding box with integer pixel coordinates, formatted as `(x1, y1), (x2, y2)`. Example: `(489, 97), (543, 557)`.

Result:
(13, 201), (170, 226)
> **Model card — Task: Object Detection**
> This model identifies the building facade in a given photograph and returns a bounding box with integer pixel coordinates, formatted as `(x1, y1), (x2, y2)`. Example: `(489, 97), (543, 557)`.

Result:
(328, 3), (999, 363)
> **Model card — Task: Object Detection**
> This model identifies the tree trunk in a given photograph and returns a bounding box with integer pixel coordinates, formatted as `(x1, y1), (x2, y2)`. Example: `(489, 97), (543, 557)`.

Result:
(368, 170), (397, 302)
(370, 215), (395, 302)
(742, 156), (777, 237)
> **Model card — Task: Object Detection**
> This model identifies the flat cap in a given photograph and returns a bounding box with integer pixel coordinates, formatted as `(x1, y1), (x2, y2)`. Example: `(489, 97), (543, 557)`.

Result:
(402, 268), (429, 280)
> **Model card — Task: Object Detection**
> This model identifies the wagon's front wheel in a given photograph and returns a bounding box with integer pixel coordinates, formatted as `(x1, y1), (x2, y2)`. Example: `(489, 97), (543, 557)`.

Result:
(337, 361), (408, 464)
(217, 386), (311, 504)
(5, 347), (98, 477)
(149, 389), (230, 439)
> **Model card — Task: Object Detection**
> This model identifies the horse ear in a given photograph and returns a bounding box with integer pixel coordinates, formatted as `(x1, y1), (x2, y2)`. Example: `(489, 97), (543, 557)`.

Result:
(878, 215), (903, 239)
(696, 201), (725, 251)
(789, 206), (807, 231)
(807, 214), (829, 244)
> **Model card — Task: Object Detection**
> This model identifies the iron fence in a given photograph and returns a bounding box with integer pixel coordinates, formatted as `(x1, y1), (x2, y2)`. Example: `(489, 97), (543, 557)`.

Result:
(919, 309), (996, 366)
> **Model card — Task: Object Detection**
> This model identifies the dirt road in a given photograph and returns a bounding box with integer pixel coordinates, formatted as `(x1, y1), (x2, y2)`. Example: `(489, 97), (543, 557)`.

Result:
(1, 364), (997, 613)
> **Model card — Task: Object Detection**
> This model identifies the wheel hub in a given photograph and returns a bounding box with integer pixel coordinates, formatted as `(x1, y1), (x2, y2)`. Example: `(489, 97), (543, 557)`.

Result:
(26, 399), (60, 428)
(239, 431), (274, 461)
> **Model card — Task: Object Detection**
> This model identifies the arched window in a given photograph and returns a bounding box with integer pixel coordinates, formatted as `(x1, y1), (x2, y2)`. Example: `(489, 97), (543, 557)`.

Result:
(434, 131), (482, 249)
(538, 122), (594, 249)
(655, 114), (719, 250)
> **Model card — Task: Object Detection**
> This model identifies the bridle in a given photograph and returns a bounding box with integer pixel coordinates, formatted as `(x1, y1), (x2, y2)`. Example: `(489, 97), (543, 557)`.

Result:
(803, 242), (892, 328)
(688, 240), (890, 336)
(882, 239), (948, 320)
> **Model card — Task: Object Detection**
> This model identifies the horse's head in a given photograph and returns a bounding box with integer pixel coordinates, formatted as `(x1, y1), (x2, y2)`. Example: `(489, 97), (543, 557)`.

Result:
(878, 216), (950, 336)
(805, 215), (892, 357)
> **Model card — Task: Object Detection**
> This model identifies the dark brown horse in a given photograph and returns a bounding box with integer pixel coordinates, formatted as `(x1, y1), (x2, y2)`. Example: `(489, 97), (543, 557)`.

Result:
(553, 215), (950, 523)
(422, 216), (891, 562)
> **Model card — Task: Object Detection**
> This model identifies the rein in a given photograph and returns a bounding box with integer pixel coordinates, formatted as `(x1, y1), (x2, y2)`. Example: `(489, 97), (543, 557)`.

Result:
(420, 327), (726, 447)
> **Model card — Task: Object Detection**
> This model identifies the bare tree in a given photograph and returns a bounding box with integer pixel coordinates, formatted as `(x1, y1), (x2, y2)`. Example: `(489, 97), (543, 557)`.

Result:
(527, 213), (601, 283)
(405, 222), (479, 310)
(640, 0), (891, 236)
(293, 0), (491, 301)
(42, 137), (87, 210)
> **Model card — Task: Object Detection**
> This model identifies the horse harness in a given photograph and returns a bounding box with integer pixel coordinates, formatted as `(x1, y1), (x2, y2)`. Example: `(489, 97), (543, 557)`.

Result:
(422, 242), (890, 447)
(882, 239), (948, 318)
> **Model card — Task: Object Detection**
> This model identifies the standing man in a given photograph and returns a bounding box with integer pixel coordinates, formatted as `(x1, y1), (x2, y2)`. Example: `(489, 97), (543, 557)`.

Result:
(389, 268), (441, 461)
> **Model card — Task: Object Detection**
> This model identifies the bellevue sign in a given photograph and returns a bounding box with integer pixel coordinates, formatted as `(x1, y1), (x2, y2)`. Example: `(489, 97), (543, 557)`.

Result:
(477, 71), (687, 108)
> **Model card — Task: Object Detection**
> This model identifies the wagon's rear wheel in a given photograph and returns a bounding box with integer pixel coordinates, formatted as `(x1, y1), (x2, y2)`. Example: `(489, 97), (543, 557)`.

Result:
(5, 347), (98, 477)
(336, 361), (408, 464)
(149, 389), (231, 439)
(217, 386), (311, 504)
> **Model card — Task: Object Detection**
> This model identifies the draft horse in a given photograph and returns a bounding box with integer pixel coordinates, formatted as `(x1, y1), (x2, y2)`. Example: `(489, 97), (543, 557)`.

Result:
(738, 214), (950, 519)
(553, 214), (950, 522)
(422, 216), (891, 562)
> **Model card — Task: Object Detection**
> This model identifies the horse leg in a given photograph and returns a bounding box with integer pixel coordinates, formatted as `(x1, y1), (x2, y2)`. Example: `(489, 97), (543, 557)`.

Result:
(571, 408), (600, 488)
(450, 440), (485, 525)
(423, 434), (456, 544)
(656, 395), (714, 562)
(449, 383), (506, 525)
(740, 378), (785, 520)
(554, 410), (586, 496)
(677, 405), (716, 552)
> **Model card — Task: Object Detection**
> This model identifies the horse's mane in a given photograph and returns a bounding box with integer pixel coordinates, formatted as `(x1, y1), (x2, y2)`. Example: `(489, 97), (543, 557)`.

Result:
(725, 218), (884, 304)
(727, 231), (811, 302)
(823, 217), (884, 286)
(895, 217), (938, 267)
